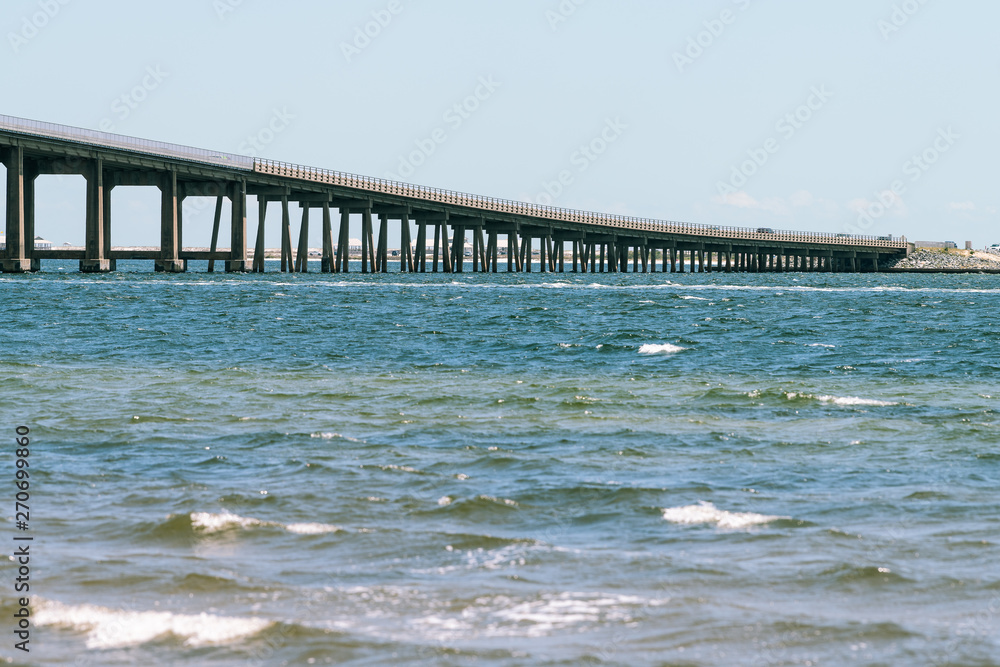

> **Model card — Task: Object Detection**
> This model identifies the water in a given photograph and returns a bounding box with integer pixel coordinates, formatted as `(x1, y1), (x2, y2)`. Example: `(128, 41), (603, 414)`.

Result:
(1, 263), (998, 666)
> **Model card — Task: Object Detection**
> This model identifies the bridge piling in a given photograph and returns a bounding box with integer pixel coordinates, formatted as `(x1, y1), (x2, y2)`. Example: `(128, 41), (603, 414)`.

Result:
(279, 196), (292, 272)
(321, 202), (334, 273)
(295, 207), (309, 273)
(207, 196), (223, 273)
(377, 214), (388, 273)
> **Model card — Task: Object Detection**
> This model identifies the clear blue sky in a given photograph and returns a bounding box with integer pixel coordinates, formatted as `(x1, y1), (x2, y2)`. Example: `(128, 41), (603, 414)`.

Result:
(2, 0), (998, 248)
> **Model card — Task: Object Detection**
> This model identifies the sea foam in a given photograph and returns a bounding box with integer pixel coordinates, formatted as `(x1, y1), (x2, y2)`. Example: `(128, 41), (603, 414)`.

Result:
(34, 600), (272, 649)
(662, 501), (786, 530)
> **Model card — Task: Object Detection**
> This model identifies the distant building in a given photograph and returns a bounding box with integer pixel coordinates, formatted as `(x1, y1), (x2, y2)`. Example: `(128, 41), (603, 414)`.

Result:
(913, 241), (957, 249)
(0, 234), (53, 250)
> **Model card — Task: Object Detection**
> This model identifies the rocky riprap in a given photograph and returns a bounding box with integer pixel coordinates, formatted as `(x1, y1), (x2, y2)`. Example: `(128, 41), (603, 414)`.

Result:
(881, 249), (1000, 270)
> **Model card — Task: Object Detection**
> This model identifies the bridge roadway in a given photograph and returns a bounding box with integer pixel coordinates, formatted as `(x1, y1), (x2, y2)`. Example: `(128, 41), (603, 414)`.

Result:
(1, 115), (909, 274)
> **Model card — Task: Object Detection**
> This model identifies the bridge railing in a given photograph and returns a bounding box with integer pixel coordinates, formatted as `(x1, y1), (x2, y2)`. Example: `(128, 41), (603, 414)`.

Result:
(0, 114), (253, 170)
(254, 159), (907, 249)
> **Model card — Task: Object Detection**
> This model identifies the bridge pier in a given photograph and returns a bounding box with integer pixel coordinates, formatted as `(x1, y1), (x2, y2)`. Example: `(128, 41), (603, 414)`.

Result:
(471, 227), (480, 272)
(441, 223), (453, 273)
(2, 145), (38, 273)
(295, 207), (310, 273)
(376, 214), (388, 273)
(401, 214), (414, 273)
(321, 202), (334, 273)
(81, 158), (113, 273)
(154, 171), (185, 273)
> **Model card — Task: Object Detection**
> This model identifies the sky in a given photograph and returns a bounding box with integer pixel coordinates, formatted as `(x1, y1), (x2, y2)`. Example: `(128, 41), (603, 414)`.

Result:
(2, 0), (998, 248)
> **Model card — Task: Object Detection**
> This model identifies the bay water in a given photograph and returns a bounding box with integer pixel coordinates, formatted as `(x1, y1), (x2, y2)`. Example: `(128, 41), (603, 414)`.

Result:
(1, 264), (998, 666)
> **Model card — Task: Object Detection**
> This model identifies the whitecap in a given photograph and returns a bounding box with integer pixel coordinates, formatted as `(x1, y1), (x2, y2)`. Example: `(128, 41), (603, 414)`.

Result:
(662, 501), (786, 530)
(191, 512), (340, 535)
(807, 344), (836, 348)
(286, 522), (342, 535)
(816, 395), (898, 407)
(34, 600), (272, 649)
(638, 343), (688, 355)
(190, 511), (265, 533)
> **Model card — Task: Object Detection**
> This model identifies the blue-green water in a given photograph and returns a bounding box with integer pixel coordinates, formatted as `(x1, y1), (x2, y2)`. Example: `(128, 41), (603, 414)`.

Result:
(1, 263), (999, 666)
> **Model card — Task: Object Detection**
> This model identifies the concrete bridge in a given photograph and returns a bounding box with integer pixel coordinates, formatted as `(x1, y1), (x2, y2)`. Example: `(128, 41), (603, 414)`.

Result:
(1, 114), (909, 275)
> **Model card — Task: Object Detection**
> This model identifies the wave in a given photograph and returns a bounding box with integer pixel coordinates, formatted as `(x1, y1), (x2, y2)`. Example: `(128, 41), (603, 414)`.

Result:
(662, 501), (787, 530)
(34, 599), (273, 649)
(410, 591), (668, 640)
(815, 395), (898, 407)
(189, 511), (342, 535)
(638, 343), (688, 355)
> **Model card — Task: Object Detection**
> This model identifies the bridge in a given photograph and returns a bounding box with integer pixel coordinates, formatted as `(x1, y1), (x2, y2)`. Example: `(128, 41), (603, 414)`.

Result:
(1, 114), (909, 274)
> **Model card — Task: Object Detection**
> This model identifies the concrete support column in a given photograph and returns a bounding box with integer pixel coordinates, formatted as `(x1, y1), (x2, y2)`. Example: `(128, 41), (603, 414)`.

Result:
(280, 196), (293, 272)
(400, 215), (413, 273)
(295, 207), (310, 273)
(227, 181), (247, 272)
(3, 145), (33, 273)
(253, 199), (267, 273)
(471, 228), (480, 272)
(360, 208), (372, 273)
(83, 158), (112, 273)
(416, 223), (427, 273)
(155, 170), (185, 273)
(441, 224), (453, 273)
(24, 161), (39, 272)
(337, 209), (351, 272)
(208, 196), (223, 273)
(377, 214), (389, 273)
(452, 226), (464, 273)
(489, 231), (499, 272)
(321, 202), (334, 273)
